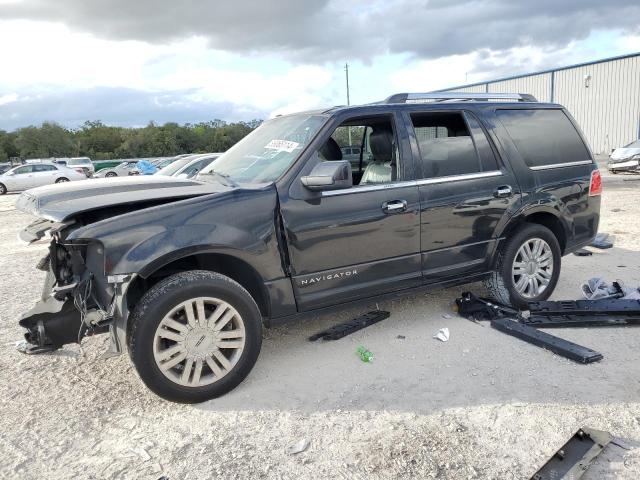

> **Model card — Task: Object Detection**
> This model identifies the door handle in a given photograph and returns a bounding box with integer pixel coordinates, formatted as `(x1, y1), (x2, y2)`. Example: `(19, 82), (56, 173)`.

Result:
(494, 185), (513, 198)
(382, 200), (407, 213)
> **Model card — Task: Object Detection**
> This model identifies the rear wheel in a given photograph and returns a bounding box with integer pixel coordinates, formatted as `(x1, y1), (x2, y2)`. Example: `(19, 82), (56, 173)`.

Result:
(105, 172), (117, 177)
(484, 223), (561, 308)
(128, 270), (262, 403)
(55, 177), (69, 183)
(0, 183), (6, 195)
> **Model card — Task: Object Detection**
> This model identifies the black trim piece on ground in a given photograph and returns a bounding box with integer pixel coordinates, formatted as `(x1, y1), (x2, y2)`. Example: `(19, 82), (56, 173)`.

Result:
(490, 318), (603, 364)
(308, 310), (390, 341)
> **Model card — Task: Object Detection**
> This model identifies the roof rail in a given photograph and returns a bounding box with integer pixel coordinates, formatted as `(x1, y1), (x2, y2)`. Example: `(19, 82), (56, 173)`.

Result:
(384, 92), (538, 103)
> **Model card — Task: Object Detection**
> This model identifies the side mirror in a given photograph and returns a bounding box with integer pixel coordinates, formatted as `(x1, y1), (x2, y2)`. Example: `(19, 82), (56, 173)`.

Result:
(301, 160), (352, 191)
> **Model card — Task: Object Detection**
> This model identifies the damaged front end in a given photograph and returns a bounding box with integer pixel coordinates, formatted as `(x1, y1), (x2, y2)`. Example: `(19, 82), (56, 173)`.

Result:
(18, 220), (124, 355)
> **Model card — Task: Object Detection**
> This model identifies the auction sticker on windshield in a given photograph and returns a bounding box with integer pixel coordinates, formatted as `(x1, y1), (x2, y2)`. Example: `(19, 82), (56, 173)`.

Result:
(264, 139), (300, 153)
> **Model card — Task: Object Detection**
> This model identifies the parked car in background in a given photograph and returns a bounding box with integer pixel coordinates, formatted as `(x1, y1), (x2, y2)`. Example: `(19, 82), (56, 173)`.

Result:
(174, 154), (220, 178)
(64, 157), (94, 177)
(94, 160), (140, 177)
(0, 163), (85, 194)
(129, 159), (158, 175)
(608, 139), (640, 173)
(92, 160), (123, 174)
(156, 153), (220, 178)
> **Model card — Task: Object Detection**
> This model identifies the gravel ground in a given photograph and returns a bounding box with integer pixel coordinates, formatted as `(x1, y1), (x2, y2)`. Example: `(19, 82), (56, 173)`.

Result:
(1, 176), (640, 479)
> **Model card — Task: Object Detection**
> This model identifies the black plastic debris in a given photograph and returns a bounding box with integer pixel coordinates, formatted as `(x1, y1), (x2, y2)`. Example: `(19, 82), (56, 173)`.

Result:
(491, 318), (603, 364)
(455, 292), (640, 363)
(530, 427), (612, 480)
(573, 248), (592, 256)
(308, 310), (390, 341)
(590, 232), (614, 249)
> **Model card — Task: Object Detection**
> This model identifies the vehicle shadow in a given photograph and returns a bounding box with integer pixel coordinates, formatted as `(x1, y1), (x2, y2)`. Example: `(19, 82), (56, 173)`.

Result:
(197, 243), (640, 414)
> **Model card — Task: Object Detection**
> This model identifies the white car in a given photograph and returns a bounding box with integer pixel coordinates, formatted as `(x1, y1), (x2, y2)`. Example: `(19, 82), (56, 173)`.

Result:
(0, 163), (86, 194)
(156, 153), (220, 179)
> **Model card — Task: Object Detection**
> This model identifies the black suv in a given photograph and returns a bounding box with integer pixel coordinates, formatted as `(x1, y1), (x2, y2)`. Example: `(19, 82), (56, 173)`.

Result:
(16, 92), (601, 403)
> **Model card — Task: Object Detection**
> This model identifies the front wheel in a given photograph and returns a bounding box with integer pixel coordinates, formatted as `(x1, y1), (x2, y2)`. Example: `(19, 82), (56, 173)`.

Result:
(105, 172), (117, 177)
(128, 270), (262, 403)
(55, 177), (69, 183)
(484, 223), (561, 308)
(0, 183), (6, 195)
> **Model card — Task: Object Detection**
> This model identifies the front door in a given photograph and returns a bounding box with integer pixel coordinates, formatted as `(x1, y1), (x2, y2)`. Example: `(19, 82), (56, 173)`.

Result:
(279, 112), (421, 311)
(403, 109), (521, 283)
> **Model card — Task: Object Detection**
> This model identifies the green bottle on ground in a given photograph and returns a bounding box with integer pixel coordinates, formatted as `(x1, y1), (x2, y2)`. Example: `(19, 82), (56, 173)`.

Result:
(357, 346), (374, 363)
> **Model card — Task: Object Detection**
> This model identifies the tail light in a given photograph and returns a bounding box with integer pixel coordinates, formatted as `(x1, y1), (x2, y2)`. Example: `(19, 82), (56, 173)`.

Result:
(589, 169), (602, 196)
(74, 168), (84, 174)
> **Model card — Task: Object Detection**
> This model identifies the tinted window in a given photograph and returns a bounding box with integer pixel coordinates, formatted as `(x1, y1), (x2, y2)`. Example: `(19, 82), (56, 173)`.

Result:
(496, 109), (591, 167)
(410, 112), (482, 178)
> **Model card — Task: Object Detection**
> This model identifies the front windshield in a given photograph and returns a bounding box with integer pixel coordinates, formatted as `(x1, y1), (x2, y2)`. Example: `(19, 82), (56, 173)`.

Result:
(199, 114), (326, 184)
(624, 140), (640, 148)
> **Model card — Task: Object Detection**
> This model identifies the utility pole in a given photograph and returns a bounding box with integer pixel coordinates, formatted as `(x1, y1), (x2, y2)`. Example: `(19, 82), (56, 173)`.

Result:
(345, 62), (352, 145)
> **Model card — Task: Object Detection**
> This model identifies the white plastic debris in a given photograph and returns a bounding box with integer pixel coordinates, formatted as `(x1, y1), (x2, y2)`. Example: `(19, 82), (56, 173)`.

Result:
(433, 327), (450, 342)
(287, 438), (310, 455)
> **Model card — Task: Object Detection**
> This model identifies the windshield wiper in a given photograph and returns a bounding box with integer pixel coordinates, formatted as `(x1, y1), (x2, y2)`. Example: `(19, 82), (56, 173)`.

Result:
(199, 170), (238, 188)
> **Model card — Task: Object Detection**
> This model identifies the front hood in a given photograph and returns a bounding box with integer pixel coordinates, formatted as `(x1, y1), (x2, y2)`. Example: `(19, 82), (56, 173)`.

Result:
(16, 175), (229, 222)
(610, 147), (640, 162)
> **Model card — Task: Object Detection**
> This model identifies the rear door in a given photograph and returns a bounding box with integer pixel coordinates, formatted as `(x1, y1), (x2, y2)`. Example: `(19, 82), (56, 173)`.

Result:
(279, 111), (422, 311)
(403, 109), (521, 283)
(32, 164), (58, 186)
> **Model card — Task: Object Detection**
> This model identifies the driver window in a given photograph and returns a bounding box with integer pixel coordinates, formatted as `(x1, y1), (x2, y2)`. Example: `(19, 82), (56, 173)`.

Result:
(317, 116), (398, 186)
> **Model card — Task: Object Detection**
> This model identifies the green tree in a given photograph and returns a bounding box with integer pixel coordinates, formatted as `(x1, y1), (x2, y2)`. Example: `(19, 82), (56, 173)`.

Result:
(15, 122), (75, 158)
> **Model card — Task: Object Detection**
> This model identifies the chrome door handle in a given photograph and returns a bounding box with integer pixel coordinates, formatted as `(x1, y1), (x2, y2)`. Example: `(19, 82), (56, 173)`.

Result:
(494, 185), (513, 198)
(382, 200), (407, 213)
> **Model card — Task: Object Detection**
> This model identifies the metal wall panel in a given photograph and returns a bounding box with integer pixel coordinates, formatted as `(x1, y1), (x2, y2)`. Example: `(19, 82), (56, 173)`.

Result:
(487, 73), (552, 103)
(554, 55), (640, 154)
(438, 54), (640, 154)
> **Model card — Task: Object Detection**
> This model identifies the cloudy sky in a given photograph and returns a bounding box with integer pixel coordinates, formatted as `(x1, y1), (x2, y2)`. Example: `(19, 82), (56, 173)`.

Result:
(0, 0), (639, 130)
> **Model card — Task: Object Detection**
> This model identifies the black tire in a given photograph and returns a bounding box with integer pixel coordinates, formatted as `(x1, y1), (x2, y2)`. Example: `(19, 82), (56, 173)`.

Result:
(128, 270), (262, 403)
(105, 172), (117, 177)
(55, 177), (69, 183)
(0, 183), (6, 195)
(484, 223), (561, 308)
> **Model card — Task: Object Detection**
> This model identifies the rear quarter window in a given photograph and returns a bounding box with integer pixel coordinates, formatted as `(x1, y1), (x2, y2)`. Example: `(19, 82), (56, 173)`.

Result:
(496, 109), (591, 168)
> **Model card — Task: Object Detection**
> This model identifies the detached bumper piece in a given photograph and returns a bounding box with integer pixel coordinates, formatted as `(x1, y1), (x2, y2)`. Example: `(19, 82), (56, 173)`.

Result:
(308, 310), (390, 341)
(491, 319), (603, 364)
(18, 297), (84, 354)
(530, 427), (612, 480)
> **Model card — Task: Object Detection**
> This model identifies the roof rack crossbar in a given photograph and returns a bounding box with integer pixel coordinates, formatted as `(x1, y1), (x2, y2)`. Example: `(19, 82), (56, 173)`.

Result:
(384, 92), (537, 103)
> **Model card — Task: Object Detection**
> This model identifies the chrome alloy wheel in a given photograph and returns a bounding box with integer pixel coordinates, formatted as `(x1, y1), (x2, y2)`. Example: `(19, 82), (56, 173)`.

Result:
(511, 237), (554, 298)
(153, 297), (246, 387)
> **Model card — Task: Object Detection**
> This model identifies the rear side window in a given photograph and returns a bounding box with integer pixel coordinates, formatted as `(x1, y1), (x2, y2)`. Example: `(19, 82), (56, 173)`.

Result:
(411, 112), (492, 178)
(496, 109), (591, 168)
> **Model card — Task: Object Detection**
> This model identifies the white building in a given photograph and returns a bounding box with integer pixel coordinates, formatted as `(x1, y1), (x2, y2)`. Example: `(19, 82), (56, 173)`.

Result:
(438, 52), (640, 154)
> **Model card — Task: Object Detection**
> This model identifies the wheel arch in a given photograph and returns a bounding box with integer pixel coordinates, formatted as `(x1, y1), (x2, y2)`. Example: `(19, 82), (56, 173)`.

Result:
(500, 208), (568, 254)
(126, 250), (270, 320)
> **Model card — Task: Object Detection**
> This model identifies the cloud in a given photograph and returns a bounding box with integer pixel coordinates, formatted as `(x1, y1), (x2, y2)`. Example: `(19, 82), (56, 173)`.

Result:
(0, 87), (267, 130)
(1, 0), (639, 61)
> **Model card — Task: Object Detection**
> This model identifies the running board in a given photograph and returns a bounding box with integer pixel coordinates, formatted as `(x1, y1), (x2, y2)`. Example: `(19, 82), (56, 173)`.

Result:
(490, 318), (603, 364)
(308, 310), (390, 341)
